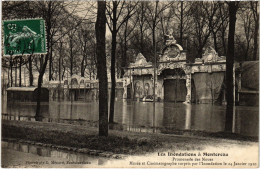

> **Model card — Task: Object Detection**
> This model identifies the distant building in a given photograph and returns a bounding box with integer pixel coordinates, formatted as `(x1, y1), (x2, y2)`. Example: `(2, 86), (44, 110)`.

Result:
(6, 87), (49, 102)
(48, 74), (124, 101)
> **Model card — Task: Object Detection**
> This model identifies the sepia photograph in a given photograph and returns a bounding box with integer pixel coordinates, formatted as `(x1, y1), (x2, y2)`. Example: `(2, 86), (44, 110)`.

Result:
(1, 0), (259, 168)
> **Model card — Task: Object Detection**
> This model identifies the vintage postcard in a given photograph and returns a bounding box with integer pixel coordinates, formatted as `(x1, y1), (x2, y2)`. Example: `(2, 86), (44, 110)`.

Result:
(1, 0), (259, 168)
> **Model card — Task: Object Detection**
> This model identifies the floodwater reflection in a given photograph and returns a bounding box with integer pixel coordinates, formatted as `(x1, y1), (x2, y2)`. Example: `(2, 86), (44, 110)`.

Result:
(2, 98), (258, 137)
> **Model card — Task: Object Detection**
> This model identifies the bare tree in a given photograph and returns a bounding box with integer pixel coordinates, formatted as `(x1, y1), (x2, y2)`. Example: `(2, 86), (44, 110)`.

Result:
(136, 2), (149, 54)
(217, 3), (229, 56)
(210, 2), (229, 55)
(171, 2), (192, 48)
(144, 1), (172, 55)
(35, 1), (88, 120)
(77, 25), (96, 77)
(190, 2), (223, 58)
(117, 6), (139, 77)
(250, 1), (259, 60)
(96, 1), (108, 136)
(225, 1), (240, 132)
(106, 1), (138, 124)
(239, 7), (254, 60)
(127, 2), (153, 62)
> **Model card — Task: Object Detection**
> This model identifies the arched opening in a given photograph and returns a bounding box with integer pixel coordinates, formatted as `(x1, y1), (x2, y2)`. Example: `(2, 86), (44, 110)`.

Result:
(80, 80), (84, 85)
(127, 84), (131, 99)
(162, 68), (187, 102)
(71, 78), (78, 85)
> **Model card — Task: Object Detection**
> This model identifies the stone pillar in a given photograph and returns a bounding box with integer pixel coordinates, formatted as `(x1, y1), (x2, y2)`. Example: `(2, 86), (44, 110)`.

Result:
(185, 73), (192, 103)
(131, 69), (134, 100)
(156, 78), (163, 101)
(123, 78), (128, 99)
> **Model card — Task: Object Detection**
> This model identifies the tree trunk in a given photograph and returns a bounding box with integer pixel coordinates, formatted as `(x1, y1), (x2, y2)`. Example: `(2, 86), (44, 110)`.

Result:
(139, 3), (144, 54)
(29, 55), (33, 86)
(109, 2), (117, 124)
(213, 32), (218, 54)
(19, 56), (22, 87)
(253, 14), (259, 60)
(49, 39), (52, 81)
(121, 21), (128, 78)
(7, 68), (10, 87)
(140, 30), (144, 54)
(35, 1), (52, 121)
(221, 29), (227, 56)
(197, 46), (203, 58)
(35, 54), (48, 121)
(180, 1), (183, 47)
(198, 33), (211, 58)
(109, 30), (117, 124)
(96, 1), (108, 136)
(152, 27), (156, 55)
(70, 39), (73, 77)
(81, 41), (87, 77)
(245, 40), (250, 61)
(10, 58), (13, 87)
(225, 2), (238, 132)
(15, 67), (17, 87)
(81, 57), (85, 77)
(59, 42), (62, 81)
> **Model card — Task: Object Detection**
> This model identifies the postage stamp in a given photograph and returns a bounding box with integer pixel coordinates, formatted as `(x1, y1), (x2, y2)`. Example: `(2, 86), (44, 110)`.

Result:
(3, 18), (47, 56)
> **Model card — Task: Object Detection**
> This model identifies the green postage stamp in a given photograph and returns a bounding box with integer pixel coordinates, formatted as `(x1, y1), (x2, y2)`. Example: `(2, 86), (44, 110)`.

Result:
(3, 18), (47, 56)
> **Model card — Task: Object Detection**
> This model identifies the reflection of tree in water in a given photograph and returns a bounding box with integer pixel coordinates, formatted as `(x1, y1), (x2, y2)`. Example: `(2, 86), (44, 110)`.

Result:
(162, 103), (193, 132)
(162, 103), (177, 130)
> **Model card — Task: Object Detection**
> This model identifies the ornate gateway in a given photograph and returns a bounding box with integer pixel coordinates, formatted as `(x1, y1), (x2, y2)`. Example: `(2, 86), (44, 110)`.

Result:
(124, 34), (226, 104)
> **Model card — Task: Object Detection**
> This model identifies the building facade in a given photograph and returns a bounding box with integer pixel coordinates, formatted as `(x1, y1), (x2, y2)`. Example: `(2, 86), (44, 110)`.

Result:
(123, 36), (227, 104)
(48, 74), (124, 101)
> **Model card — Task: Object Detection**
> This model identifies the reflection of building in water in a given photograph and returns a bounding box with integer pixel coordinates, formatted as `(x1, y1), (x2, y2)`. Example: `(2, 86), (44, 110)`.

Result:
(123, 36), (228, 104)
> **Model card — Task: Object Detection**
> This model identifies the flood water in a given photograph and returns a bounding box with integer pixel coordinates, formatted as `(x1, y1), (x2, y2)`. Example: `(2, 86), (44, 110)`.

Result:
(2, 97), (259, 137)
(2, 141), (110, 167)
